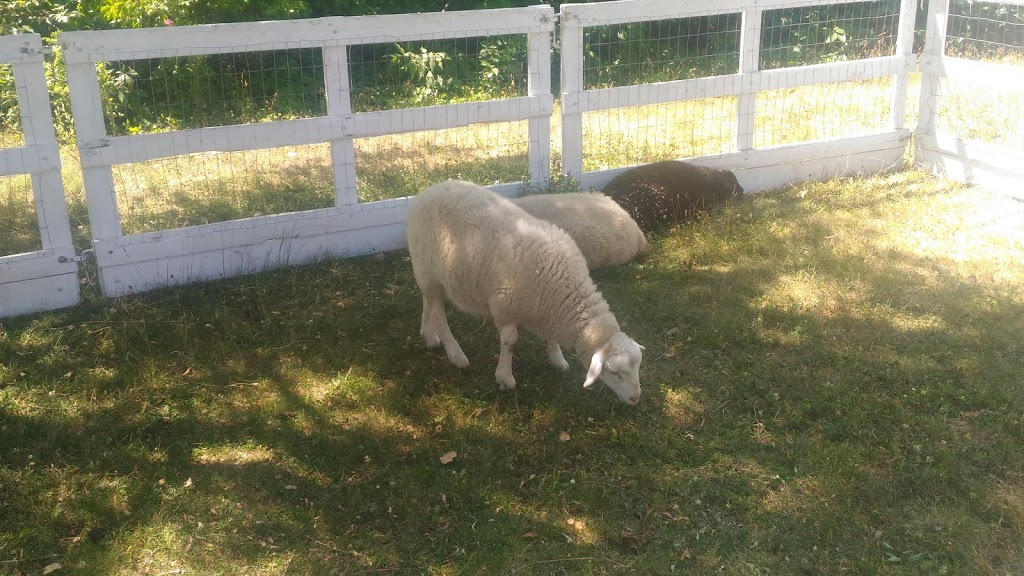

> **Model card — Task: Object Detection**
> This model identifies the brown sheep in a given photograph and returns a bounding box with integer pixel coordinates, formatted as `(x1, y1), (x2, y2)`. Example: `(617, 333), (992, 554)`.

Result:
(601, 160), (744, 233)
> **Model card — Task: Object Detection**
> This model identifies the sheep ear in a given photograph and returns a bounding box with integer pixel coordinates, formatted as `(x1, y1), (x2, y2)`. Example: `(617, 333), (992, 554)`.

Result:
(583, 351), (604, 389)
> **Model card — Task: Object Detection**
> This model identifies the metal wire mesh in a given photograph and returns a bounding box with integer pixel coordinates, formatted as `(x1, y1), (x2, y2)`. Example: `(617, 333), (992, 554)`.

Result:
(581, 98), (737, 171)
(101, 48), (327, 136)
(582, 14), (741, 89)
(756, 77), (895, 147)
(760, 1), (901, 69)
(939, 1), (1024, 151)
(355, 120), (530, 202)
(111, 145), (334, 235)
(349, 35), (529, 111)
(946, 0), (1024, 61)
(0, 173), (40, 256)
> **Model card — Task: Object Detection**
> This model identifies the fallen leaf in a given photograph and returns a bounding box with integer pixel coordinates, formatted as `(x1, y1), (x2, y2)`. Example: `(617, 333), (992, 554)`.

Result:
(43, 563), (62, 574)
(680, 548), (692, 560)
(522, 532), (538, 538)
(183, 477), (193, 488)
(285, 485), (297, 490)
(439, 451), (457, 465)
(558, 431), (570, 442)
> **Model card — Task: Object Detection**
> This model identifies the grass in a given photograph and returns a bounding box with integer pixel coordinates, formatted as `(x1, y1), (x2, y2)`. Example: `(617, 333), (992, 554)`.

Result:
(2, 169), (1024, 575)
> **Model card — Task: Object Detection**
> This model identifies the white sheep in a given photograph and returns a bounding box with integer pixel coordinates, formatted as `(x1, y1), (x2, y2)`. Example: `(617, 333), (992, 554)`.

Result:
(512, 192), (647, 269)
(406, 180), (644, 404)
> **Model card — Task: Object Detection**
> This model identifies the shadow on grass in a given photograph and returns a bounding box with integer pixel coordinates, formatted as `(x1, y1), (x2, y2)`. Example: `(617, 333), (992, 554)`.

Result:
(1, 171), (1023, 574)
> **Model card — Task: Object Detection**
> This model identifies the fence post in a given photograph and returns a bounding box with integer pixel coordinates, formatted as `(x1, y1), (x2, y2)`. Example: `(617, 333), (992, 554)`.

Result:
(737, 7), (763, 152)
(64, 58), (122, 241)
(916, 0), (949, 140)
(559, 9), (584, 178)
(889, 0), (919, 131)
(323, 44), (360, 207)
(527, 29), (552, 184)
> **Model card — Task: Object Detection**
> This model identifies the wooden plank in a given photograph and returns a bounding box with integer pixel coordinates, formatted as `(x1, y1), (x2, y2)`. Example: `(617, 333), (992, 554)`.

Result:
(82, 97), (551, 168)
(59, 6), (555, 64)
(13, 60), (75, 253)
(93, 201), (408, 268)
(916, 0), (949, 136)
(941, 57), (1024, 92)
(0, 33), (45, 64)
(65, 60), (122, 240)
(323, 45), (358, 207)
(523, 57), (904, 116)
(0, 145), (61, 177)
(94, 218), (410, 295)
(527, 30), (553, 183)
(737, 7), (762, 151)
(0, 273), (80, 318)
(917, 132), (1024, 199)
(0, 249), (79, 284)
(889, 0), (919, 130)
(758, 56), (903, 91)
(564, 75), (744, 114)
(575, 130), (910, 192)
(560, 22), (585, 177)
(348, 96), (552, 139)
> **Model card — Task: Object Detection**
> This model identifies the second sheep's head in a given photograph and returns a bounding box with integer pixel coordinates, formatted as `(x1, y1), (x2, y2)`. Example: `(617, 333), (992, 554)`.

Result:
(584, 332), (644, 405)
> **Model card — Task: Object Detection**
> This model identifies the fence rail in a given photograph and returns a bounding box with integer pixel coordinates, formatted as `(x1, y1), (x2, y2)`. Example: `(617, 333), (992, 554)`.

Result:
(1, 0), (1021, 318)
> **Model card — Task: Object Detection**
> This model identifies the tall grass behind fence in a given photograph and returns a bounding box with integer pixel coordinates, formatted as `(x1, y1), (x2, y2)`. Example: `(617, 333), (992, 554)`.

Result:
(938, 0), (1024, 151)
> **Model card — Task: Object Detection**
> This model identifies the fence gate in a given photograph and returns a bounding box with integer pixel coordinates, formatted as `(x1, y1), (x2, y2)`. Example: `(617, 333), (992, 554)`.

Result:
(0, 34), (79, 318)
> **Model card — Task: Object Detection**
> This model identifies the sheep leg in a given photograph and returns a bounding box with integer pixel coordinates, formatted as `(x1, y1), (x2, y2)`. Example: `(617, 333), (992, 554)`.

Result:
(546, 341), (570, 370)
(495, 324), (519, 391)
(419, 293), (441, 348)
(420, 287), (469, 368)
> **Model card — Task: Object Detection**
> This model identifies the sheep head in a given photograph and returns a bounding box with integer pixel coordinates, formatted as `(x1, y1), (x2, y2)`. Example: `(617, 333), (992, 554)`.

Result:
(584, 331), (643, 405)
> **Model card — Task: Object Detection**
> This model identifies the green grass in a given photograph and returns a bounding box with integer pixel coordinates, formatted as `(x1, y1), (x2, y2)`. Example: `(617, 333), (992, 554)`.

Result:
(2, 169), (1023, 575)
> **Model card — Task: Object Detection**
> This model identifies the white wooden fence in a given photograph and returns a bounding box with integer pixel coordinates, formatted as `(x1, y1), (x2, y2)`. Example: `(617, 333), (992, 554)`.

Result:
(58, 6), (555, 298)
(916, 0), (1024, 195)
(1, 0), (1021, 318)
(0, 34), (80, 317)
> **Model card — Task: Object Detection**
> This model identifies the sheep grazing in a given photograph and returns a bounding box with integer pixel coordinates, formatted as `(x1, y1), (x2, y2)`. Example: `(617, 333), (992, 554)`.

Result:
(512, 192), (647, 269)
(601, 160), (744, 233)
(406, 179), (644, 404)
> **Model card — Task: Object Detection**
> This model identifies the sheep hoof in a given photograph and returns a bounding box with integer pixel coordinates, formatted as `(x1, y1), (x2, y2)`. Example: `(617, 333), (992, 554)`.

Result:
(421, 330), (441, 348)
(448, 349), (470, 369)
(550, 356), (569, 371)
(496, 371), (516, 391)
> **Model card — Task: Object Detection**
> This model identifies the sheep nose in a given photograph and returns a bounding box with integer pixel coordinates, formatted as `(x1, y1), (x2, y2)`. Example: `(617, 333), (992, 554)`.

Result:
(626, 395), (640, 405)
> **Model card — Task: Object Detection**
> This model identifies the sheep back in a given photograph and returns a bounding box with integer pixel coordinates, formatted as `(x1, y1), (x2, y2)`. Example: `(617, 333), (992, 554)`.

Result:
(601, 160), (744, 233)
(406, 180), (613, 348)
(512, 192), (647, 269)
